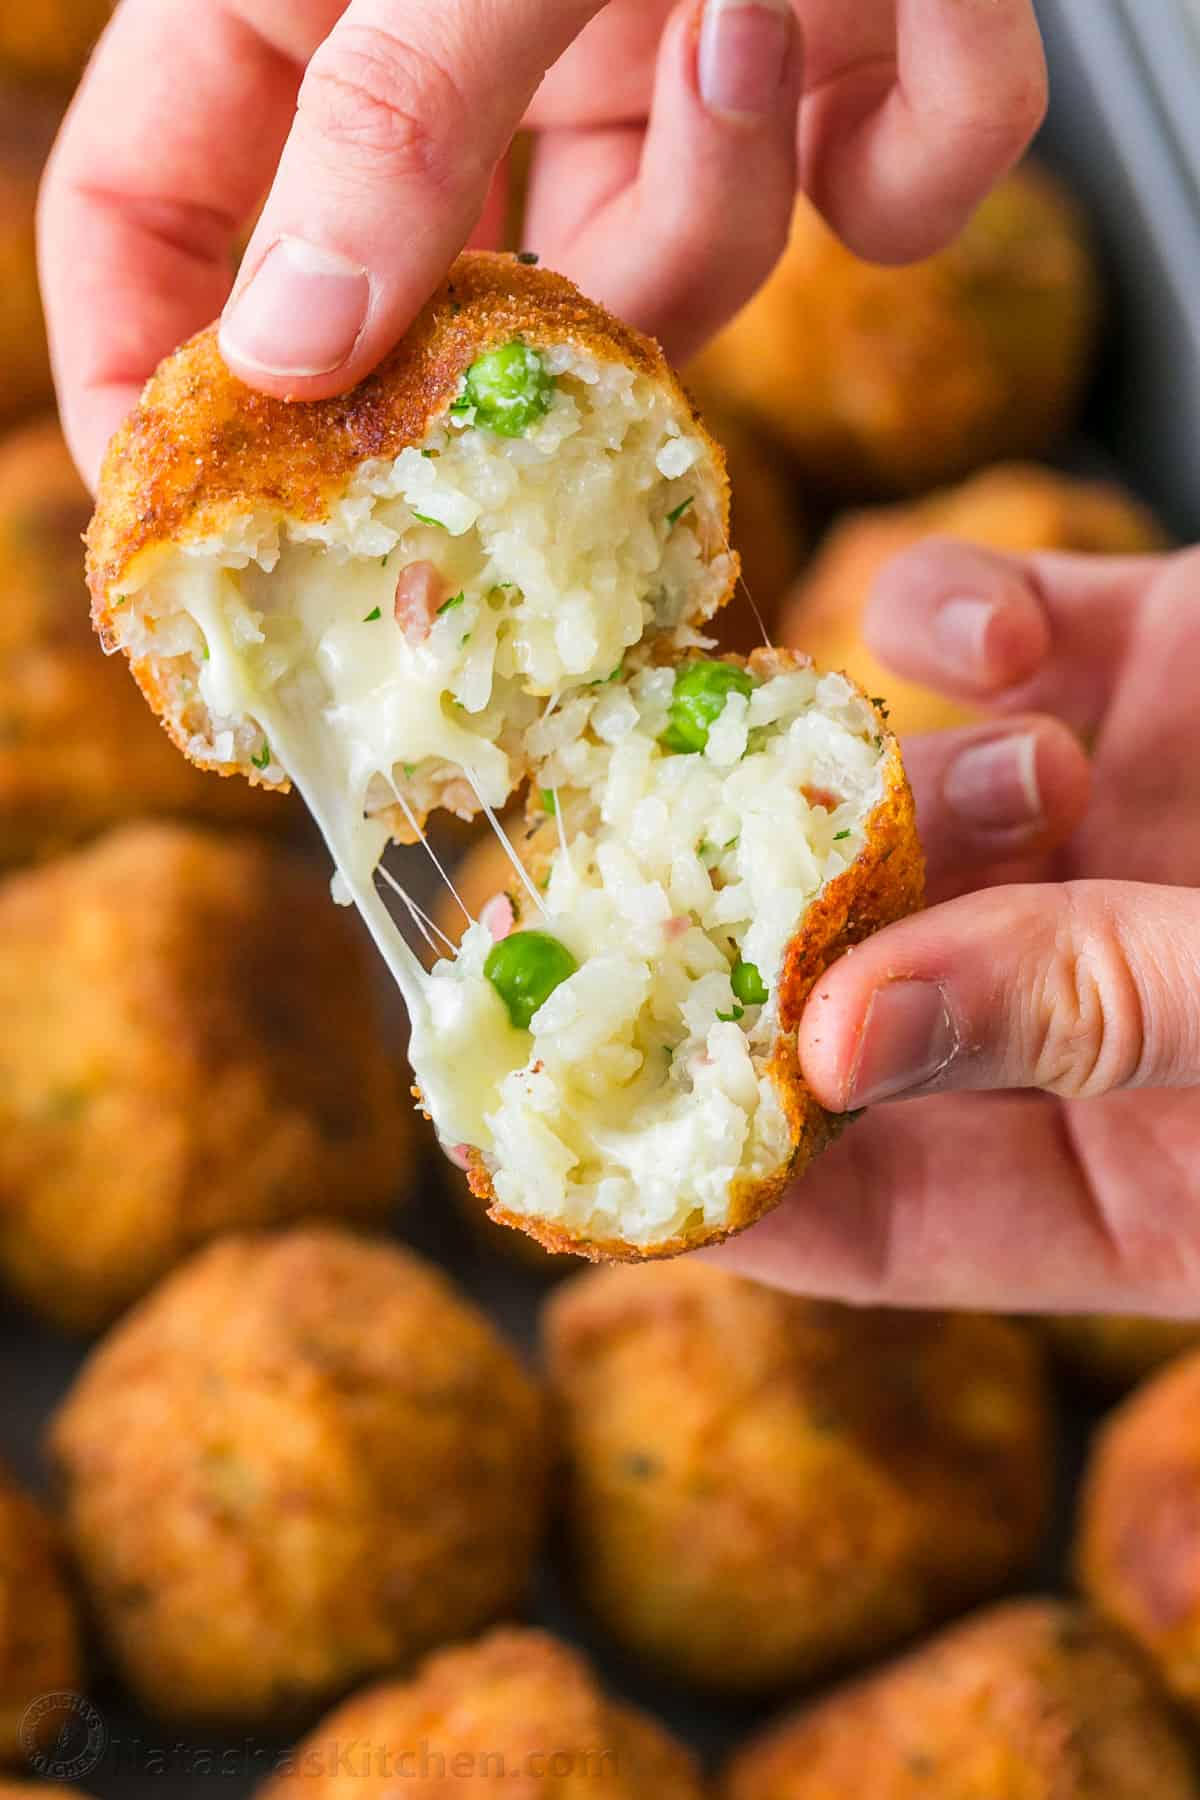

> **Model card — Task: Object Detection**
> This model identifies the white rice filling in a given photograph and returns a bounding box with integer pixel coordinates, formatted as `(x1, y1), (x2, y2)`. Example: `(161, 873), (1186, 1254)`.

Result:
(101, 340), (885, 1246)
(422, 666), (886, 1246)
(107, 345), (730, 832)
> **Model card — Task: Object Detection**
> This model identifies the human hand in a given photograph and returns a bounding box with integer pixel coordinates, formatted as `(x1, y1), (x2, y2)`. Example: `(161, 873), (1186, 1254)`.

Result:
(716, 543), (1200, 1318)
(39, 0), (1046, 488)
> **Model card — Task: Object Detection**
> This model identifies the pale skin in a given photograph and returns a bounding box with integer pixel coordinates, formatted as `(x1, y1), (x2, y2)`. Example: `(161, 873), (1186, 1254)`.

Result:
(38, 0), (1048, 487)
(716, 544), (1200, 1320)
(46, 0), (1198, 1319)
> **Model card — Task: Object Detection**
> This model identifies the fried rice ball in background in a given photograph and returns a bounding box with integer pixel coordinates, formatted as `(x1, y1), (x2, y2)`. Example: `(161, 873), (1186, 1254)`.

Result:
(779, 464), (1168, 735)
(543, 1263), (1054, 1694)
(0, 90), (57, 428)
(0, 823), (408, 1332)
(688, 165), (1100, 500)
(257, 1629), (705, 1800)
(691, 398), (809, 651)
(0, 1465), (82, 1763)
(1039, 1315), (1200, 1392)
(1076, 1345), (1200, 1720)
(0, 418), (290, 864)
(50, 1228), (550, 1726)
(721, 1599), (1200, 1800)
(0, 0), (111, 90)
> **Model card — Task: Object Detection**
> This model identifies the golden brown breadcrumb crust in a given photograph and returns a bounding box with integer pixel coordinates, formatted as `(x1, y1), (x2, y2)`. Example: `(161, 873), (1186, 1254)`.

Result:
(720, 1599), (1200, 1799)
(49, 1228), (551, 1726)
(466, 646), (923, 1261)
(1076, 1345), (1200, 1720)
(257, 1628), (704, 1800)
(0, 822), (407, 1332)
(545, 1267), (1053, 1694)
(0, 1465), (82, 1762)
(86, 251), (735, 794)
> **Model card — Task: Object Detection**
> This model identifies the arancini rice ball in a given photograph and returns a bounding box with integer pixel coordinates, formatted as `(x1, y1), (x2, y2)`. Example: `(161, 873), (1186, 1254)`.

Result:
(0, 822), (407, 1332)
(1076, 1344), (1200, 1720)
(256, 1628), (704, 1800)
(780, 463), (1167, 735)
(0, 1466), (82, 1763)
(49, 1228), (551, 1726)
(543, 1262), (1054, 1693)
(688, 164), (1099, 499)
(720, 1599), (1200, 1800)
(0, 418), (291, 864)
(86, 251), (923, 1263)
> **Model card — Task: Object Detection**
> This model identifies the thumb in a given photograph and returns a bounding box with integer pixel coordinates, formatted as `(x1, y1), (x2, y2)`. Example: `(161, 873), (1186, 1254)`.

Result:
(218, 0), (605, 397)
(800, 881), (1200, 1109)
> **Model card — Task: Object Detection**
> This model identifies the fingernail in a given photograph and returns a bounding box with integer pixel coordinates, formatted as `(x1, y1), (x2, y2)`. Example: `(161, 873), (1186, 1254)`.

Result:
(933, 597), (997, 681)
(944, 730), (1042, 831)
(220, 236), (369, 378)
(846, 981), (959, 1108)
(698, 0), (794, 120)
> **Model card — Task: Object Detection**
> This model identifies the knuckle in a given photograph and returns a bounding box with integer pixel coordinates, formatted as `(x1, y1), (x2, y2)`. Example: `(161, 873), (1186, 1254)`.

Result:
(297, 24), (471, 189)
(1027, 891), (1144, 1098)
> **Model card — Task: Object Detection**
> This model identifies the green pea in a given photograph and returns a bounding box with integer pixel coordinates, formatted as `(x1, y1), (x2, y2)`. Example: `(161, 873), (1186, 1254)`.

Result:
(485, 930), (578, 1031)
(731, 959), (769, 1007)
(461, 340), (555, 437)
(660, 660), (756, 754)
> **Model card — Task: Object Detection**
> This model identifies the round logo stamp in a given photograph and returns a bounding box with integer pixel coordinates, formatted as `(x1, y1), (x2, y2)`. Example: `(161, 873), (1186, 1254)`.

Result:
(19, 1690), (107, 1782)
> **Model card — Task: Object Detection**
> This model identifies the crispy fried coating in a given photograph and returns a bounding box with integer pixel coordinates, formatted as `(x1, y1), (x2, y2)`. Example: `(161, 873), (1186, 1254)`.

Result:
(689, 166), (1100, 499)
(257, 1628), (704, 1800)
(1039, 1314), (1200, 1391)
(86, 252), (734, 797)
(543, 1264), (1053, 1692)
(0, 822), (407, 1331)
(780, 463), (1167, 734)
(721, 1599), (1200, 1799)
(0, 0), (111, 90)
(0, 1466), (81, 1763)
(0, 90), (57, 427)
(50, 1228), (551, 1726)
(466, 649), (924, 1265)
(0, 418), (290, 863)
(1076, 1345), (1200, 1719)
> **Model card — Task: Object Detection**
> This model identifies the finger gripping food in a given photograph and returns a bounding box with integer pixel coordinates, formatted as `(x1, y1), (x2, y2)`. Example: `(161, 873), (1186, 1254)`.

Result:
(87, 253), (923, 1260)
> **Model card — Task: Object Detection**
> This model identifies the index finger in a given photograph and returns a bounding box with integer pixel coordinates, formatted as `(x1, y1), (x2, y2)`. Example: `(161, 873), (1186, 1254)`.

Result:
(38, 0), (341, 487)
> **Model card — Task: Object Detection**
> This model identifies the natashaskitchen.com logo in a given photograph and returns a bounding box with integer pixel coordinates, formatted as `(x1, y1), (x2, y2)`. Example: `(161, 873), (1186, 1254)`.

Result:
(19, 1692), (624, 1784)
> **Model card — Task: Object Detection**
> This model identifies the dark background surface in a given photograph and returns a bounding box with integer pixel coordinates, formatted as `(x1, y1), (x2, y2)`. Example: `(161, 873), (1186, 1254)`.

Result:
(2, 0), (1195, 1785)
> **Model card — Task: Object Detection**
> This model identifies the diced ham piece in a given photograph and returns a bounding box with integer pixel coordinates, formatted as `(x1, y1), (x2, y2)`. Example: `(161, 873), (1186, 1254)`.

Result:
(480, 892), (517, 943)
(446, 1143), (474, 1171)
(393, 561), (446, 643)
(663, 915), (691, 941)
(801, 784), (842, 812)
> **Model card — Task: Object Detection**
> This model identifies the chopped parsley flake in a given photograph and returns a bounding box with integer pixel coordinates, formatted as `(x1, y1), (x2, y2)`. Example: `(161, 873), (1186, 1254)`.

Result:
(834, 829), (851, 841)
(437, 592), (465, 615)
(717, 1005), (745, 1023)
(541, 789), (557, 815)
(666, 495), (694, 527)
(251, 740), (271, 770)
(363, 606), (382, 622)
(412, 511), (445, 529)
(402, 763), (417, 777)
